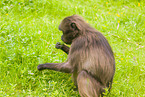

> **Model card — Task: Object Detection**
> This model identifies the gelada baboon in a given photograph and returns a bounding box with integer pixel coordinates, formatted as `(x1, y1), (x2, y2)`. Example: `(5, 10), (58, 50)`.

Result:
(37, 15), (115, 97)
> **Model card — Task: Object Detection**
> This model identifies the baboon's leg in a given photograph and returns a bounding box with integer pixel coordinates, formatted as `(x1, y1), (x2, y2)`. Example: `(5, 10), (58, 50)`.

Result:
(77, 70), (104, 97)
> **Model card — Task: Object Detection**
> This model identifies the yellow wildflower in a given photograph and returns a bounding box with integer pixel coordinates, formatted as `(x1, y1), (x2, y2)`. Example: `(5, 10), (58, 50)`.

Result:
(121, 58), (123, 60)
(138, 3), (140, 7)
(116, 14), (120, 17)
(106, 2), (108, 4)
(43, 88), (47, 91)
(6, 14), (8, 15)
(98, 9), (100, 11)
(108, 12), (110, 14)
(118, 21), (120, 23)
(95, 17), (97, 20)
(121, 12), (123, 14)
(114, 81), (117, 83)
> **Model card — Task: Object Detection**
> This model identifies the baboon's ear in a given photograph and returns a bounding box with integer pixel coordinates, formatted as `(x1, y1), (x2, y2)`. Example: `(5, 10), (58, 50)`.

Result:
(71, 23), (76, 29)
(71, 22), (79, 30)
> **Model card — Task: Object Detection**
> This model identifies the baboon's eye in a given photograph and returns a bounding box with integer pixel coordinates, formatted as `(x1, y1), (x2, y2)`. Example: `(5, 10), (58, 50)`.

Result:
(64, 31), (70, 34)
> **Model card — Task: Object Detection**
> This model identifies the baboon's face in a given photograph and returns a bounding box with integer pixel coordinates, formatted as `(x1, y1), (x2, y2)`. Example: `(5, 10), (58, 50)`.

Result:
(59, 18), (79, 44)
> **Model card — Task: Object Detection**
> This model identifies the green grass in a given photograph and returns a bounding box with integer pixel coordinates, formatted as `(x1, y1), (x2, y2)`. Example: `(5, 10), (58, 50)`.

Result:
(0, 0), (145, 96)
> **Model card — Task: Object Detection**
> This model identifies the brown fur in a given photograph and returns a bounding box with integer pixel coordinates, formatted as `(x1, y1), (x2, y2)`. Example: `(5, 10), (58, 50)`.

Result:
(37, 15), (115, 97)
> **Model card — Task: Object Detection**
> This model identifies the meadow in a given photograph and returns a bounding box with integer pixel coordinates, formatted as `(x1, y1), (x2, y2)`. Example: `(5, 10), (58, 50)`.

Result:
(0, 0), (145, 96)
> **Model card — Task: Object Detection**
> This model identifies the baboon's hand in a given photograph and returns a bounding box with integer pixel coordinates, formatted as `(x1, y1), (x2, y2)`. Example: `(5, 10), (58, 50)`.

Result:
(55, 42), (63, 49)
(37, 64), (46, 71)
